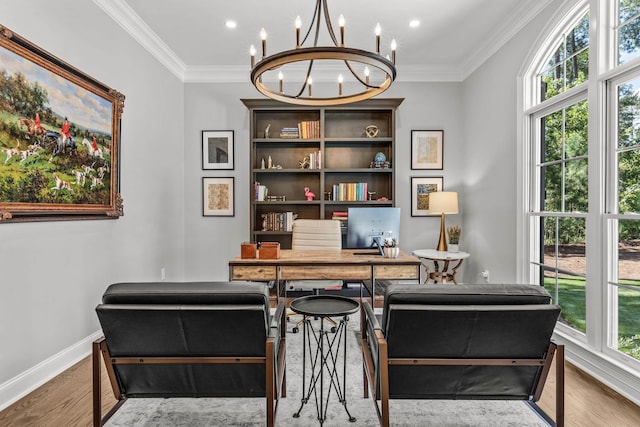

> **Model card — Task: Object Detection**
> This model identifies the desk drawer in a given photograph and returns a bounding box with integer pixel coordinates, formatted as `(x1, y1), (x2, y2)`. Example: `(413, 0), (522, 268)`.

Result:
(374, 264), (419, 280)
(231, 266), (277, 281)
(280, 265), (370, 280)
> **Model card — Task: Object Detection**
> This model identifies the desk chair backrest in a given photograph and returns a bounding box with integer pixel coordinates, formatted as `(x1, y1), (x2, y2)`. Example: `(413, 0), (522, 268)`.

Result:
(380, 283), (560, 400)
(96, 281), (272, 398)
(291, 219), (341, 250)
(290, 219), (342, 289)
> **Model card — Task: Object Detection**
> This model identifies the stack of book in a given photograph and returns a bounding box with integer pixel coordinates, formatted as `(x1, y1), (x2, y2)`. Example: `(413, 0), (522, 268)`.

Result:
(332, 182), (368, 201)
(280, 127), (300, 138)
(254, 181), (268, 201)
(331, 211), (348, 229)
(261, 211), (295, 231)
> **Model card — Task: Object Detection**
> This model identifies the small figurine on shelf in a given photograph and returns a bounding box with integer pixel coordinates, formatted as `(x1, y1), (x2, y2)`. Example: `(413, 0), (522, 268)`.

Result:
(304, 187), (316, 201)
(264, 124), (271, 139)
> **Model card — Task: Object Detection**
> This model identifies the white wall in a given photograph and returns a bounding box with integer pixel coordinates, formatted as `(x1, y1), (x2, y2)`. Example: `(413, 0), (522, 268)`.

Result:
(181, 81), (464, 282)
(461, 1), (561, 283)
(0, 0), (184, 404)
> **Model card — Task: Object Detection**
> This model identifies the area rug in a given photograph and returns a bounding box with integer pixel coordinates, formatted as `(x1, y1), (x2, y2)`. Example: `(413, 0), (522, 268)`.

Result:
(105, 313), (550, 427)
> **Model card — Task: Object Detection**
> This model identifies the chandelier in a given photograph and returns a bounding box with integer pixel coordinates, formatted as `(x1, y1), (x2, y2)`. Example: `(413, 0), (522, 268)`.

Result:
(249, 0), (397, 106)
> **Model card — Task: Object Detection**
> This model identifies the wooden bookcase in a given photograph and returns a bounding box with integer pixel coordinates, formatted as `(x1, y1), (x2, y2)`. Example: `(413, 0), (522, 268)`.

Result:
(242, 98), (403, 249)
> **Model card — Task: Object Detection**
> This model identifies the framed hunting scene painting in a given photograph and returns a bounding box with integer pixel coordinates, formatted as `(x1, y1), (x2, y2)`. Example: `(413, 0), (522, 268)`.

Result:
(0, 25), (125, 222)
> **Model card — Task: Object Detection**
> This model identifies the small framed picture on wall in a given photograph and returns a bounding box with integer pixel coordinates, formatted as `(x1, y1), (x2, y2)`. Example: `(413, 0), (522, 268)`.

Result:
(202, 130), (234, 170)
(411, 130), (443, 170)
(202, 177), (234, 216)
(411, 177), (443, 216)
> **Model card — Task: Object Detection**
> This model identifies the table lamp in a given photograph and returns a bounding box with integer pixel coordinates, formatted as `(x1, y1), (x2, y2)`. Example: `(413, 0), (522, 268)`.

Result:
(429, 191), (459, 252)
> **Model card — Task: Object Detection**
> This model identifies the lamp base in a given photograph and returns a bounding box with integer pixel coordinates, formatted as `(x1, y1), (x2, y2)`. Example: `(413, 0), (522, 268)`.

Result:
(436, 212), (448, 252)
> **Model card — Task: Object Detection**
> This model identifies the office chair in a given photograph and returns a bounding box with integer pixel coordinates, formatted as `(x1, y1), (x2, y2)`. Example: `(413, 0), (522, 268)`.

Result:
(288, 219), (343, 332)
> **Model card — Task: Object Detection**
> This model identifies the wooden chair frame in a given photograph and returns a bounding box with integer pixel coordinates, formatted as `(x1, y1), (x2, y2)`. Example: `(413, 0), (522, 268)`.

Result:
(93, 302), (287, 427)
(360, 302), (565, 427)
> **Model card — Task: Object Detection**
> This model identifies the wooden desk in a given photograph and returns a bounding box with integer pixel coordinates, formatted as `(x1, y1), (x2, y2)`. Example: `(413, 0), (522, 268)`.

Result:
(228, 249), (421, 303)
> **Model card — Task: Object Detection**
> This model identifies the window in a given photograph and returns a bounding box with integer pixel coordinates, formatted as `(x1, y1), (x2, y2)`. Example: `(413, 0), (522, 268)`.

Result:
(618, 0), (640, 64)
(523, 0), (640, 373)
(608, 74), (640, 360)
(538, 14), (589, 101)
(528, 11), (590, 337)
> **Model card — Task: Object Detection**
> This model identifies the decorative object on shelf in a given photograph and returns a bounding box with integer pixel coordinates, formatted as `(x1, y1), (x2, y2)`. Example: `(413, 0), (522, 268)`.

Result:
(365, 125), (380, 138)
(304, 187), (316, 201)
(264, 123), (271, 139)
(368, 191), (376, 201)
(266, 195), (286, 202)
(248, 0), (397, 106)
(411, 177), (443, 217)
(261, 158), (266, 169)
(429, 192), (459, 252)
(202, 130), (234, 170)
(411, 130), (444, 170)
(202, 177), (234, 217)
(370, 151), (390, 168)
(267, 155), (273, 168)
(298, 156), (311, 169)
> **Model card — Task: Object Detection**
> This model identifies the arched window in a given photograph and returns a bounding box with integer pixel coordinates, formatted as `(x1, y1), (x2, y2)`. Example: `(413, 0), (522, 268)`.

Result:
(522, 0), (640, 371)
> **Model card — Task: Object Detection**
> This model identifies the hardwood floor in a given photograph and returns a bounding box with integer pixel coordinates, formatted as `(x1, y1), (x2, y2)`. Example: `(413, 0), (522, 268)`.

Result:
(1, 353), (639, 426)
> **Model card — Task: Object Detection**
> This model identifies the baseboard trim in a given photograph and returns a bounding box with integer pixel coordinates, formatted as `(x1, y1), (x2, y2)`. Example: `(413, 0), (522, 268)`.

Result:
(0, 330), (103, 411)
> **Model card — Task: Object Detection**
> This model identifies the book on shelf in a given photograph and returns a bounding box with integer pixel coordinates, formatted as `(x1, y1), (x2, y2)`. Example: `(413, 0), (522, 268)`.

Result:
(254, 181), (268, 201)
(308, 150), (321, 169)
(332, 182), (368, 201)
(260, 211), (296, 232)
(298, 120), (320, 139)
(280, 127), (299, 138)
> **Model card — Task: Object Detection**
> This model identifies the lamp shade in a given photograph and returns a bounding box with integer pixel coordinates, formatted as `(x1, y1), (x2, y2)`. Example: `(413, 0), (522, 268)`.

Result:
(429, 191), (459, 214)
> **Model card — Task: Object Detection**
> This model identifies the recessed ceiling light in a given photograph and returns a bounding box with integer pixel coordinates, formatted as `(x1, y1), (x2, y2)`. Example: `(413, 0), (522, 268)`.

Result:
(225, 20), (237, 29)
(409, 20), (420, 28)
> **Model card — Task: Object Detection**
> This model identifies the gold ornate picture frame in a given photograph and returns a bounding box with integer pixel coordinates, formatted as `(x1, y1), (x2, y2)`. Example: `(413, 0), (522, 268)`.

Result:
(0, 25), (125, 222)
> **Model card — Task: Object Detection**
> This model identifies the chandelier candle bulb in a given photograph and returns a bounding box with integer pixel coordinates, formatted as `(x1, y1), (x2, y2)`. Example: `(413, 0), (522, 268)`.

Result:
(278, 71), (284, 93)
(375, 23), (381, 53)
(391, 39), (397, 64)
(308, 77), (312, 96)
(365, 66), (370, 86)
(295, 16), (301, 48)
(338, 74), (343, 96)
(249, 45), (256, 68)
(339, 14), (345, 46)
(260, 28), (267, 57)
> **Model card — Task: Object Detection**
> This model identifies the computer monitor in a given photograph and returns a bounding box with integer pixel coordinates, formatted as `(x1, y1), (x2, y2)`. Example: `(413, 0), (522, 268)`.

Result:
(346, 207), (400, 255)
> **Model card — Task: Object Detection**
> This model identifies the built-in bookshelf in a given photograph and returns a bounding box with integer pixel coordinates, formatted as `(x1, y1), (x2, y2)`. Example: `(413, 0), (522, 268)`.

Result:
(242, 98), (403, 249)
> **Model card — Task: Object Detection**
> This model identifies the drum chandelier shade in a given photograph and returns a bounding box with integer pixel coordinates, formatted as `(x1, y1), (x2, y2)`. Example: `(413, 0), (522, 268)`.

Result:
(249, 0), (397, 106)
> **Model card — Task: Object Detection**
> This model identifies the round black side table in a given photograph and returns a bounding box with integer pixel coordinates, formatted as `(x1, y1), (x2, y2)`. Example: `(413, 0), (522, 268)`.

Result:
(290, 295), (360, 425)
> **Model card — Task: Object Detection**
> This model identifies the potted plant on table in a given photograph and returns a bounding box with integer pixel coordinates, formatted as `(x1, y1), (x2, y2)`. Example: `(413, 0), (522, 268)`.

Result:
(383, 238), (400, 258)
(447, 225), (461, 252)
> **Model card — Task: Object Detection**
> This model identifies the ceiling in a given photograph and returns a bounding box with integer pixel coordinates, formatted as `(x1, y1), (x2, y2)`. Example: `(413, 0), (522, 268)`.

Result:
(94, 0), (553, 83)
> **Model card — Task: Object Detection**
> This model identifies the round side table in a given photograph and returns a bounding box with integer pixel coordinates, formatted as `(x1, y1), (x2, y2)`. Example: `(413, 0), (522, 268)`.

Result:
(289, 295), (359, 425)
(412, 249), (470, 284)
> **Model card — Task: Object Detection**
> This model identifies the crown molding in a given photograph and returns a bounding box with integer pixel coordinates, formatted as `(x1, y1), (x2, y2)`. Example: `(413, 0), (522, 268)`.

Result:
(93, 0), (186, 80)
(95, 0), (549, 84)
(460, 0), (556, 80)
